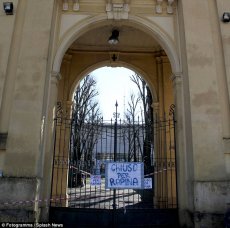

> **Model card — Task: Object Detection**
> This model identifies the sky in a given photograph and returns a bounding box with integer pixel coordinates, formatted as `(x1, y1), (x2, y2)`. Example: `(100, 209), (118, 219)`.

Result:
(90, 67), (141, 121)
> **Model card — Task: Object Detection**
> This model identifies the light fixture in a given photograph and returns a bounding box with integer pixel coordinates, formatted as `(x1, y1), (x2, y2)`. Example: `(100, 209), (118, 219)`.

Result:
(222, 12), (230, 23)
(3, 2), (13, 15)
(108, 29), (119, 45)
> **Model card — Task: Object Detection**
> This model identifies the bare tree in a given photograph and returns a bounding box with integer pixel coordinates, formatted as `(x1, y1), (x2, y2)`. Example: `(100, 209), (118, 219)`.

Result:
(124, 94), (141, 162)
(69, 75), (102, 187)
(128, 73), (153, 172)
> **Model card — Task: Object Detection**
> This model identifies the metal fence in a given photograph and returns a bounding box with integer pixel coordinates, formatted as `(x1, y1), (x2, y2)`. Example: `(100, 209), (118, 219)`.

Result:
(50, 103), (177, 210)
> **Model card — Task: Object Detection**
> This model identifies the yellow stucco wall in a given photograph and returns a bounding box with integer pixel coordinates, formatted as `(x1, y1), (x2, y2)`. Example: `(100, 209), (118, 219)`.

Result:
(0, 0), (229, 226)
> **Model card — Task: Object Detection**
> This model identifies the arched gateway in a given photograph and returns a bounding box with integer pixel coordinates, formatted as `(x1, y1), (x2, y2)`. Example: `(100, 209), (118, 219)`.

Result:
(0, 1), (229, 228)
(46, 2), (189, 227)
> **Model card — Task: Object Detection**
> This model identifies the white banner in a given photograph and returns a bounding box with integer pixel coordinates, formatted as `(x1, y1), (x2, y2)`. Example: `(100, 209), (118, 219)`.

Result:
(105, 162), (144, 189)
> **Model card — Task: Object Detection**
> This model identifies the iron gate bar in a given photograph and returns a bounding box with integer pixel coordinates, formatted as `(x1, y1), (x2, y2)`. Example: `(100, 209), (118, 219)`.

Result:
(170, 104), (179, 208)
(113, 101), (118, 212)
(113, 101), (119, 227)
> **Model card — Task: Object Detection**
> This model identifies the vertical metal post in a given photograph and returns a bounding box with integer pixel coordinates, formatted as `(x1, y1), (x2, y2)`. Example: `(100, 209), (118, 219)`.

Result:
(113, 101), (118, 209)
(113, 101), (118, 226)
(114, 101), (118, 163)
(169, 104), (178, 208)
(172, 108), (179, 209)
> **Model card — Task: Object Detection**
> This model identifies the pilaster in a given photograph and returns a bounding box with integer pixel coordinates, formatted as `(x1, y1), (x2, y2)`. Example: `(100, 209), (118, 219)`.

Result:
(50, 71), (62, 121)
(152, 102), (160, 119)
(0, 0), (28, 149)
(156, 57), (164, 118)
(170, 72), (194, 226)
(38, 71), (62, 222)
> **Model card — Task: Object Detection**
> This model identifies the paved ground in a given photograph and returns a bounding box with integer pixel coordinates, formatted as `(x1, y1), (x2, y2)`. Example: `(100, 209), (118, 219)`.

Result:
(68, 177), (146, 209)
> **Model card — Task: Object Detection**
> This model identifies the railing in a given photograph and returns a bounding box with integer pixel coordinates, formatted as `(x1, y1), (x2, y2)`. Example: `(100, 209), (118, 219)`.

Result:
(50, 104), (177, 210)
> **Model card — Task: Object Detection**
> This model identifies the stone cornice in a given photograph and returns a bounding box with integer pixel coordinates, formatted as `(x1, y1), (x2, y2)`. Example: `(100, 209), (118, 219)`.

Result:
(156, 57), (162, 64)
(61, 0), (176, 16)
(51, 71), (62, 85)
(170, 72), (182, 86)
(155, 54), (169, 64)
(63, 54), (73, 63)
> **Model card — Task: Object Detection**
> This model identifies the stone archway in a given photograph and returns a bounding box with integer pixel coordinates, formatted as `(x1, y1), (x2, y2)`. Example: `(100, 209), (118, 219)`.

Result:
(45, 14), (193, 226)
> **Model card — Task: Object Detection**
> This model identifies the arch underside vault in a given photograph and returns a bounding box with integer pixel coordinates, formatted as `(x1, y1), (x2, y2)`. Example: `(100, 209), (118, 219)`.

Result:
(53, 15), (180, 74)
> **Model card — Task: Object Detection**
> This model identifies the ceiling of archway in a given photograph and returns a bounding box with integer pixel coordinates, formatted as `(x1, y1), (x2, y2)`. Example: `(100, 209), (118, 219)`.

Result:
(68, 25), (162, 53)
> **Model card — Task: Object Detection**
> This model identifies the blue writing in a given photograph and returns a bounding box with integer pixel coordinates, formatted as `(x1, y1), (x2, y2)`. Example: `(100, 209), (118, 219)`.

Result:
(110, 163), (138, 173)
(109, 177), (139, 187)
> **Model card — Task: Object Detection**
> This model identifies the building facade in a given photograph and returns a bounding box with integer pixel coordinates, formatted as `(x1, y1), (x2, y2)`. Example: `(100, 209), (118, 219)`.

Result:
(0, 0), (229, 227)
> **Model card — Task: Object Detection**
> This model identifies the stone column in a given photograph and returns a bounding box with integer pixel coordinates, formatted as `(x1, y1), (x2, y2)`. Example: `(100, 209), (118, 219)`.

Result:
(152, 102), (160, 122)
(152, 102), (160, 206)
(51, 70), (70, 207)
(171, 72), (194, 225)
(62, 54), (72, 104)
(161, 55), (173, 118)
(39, 71), (62, 221)
(49, 60), (73, 207)
(156, 57), (165, 118)
(48, 54), (73, 208)
(0, 0), (28, 149)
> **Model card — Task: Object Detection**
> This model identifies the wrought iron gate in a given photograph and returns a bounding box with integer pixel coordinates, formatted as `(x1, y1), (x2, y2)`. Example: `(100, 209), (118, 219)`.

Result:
(49, 102), (178, 227)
